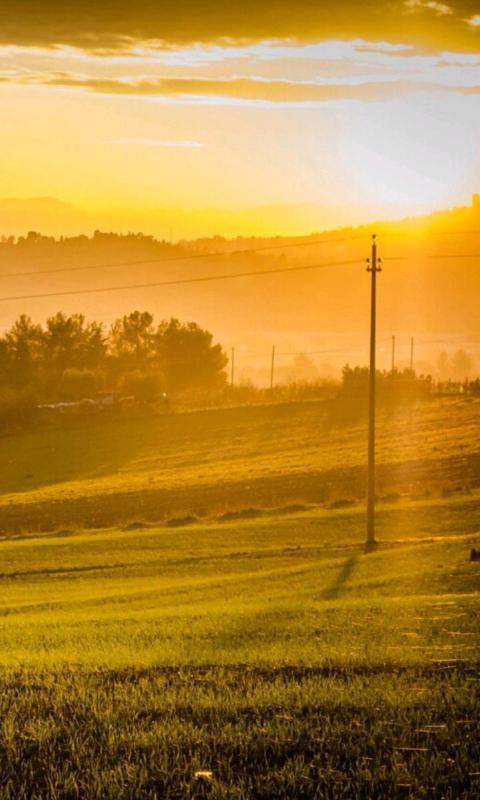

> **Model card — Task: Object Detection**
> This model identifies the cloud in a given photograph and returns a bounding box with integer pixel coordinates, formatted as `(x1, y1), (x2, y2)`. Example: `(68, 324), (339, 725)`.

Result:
(404, 1), (453, 15)
(0, 2), (479, 54)
(105, 138), (204, 147)
(7, 70), (477, 104)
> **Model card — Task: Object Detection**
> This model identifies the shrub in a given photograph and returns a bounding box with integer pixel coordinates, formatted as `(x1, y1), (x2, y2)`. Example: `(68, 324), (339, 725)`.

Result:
(119, 370), (165, 402)
(0, 388), (37, 431)
(58, 368), (103, 401)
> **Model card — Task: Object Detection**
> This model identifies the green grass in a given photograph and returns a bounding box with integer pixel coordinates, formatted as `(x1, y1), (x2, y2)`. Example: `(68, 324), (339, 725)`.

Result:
(0, 395), (479, 531)
(1, 666), (478, 799)
(1, 398), (479, 796)
(0, 498), (479, 668)
(1, 499), (479, 796)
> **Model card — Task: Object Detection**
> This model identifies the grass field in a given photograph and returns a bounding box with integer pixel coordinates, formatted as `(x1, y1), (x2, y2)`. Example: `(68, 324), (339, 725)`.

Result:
(1, 496), (479, 796)
(0, 395), (479, 532)
(0, 397), (479, 797)
(1, 496), (479, 667)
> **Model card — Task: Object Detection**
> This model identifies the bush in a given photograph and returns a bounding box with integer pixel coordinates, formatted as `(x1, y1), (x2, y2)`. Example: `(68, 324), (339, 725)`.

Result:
(58, 368), (103, 401)
(119, 370), (165, 402)
(0, 388), (37, 431)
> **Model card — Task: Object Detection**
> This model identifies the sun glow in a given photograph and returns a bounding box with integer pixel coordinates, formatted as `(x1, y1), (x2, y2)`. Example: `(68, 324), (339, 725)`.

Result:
(0, 36), (479, 236)
(343, 93), (480, 214)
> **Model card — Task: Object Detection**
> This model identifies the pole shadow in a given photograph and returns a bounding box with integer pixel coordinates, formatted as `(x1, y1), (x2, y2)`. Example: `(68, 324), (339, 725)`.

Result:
(321, 554), (358, 600)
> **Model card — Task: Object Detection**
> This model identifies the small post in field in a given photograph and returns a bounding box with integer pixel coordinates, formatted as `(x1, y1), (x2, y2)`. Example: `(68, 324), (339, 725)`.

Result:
(270, 345), (275, 393)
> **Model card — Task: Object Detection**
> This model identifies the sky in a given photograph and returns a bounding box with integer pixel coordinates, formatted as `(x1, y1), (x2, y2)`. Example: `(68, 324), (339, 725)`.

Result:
(1, 1), (480, 237)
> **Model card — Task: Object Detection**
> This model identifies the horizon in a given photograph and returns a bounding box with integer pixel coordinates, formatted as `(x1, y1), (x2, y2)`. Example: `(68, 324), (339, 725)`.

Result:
(0, 192), (478, 240)
(1, 3), (480, 237)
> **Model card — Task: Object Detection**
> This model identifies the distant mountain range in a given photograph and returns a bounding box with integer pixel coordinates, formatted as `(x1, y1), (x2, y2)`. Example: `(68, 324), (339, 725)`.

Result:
(0, 197), (91, 237)
(1, 195), (479, 242)
(0, 197), (389, 240)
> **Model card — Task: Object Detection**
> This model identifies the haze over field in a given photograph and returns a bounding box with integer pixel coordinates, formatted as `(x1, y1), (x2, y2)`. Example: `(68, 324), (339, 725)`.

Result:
(1, 200), (479, 380)
(1, 3), (480, 799)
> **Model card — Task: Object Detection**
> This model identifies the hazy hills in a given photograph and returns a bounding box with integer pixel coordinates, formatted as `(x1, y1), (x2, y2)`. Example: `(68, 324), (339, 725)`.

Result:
(0, 197), (90, 237)
(0, 199), (479, 378)
(0, 197), (362, 240)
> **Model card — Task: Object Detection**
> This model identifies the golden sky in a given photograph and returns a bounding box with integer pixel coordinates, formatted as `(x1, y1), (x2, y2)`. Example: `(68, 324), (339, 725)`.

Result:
(1, 1), (480, 236)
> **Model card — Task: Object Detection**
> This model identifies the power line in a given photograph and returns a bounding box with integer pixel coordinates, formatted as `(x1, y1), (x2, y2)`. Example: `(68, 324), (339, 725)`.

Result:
(0, 257), (361, 304)
(420, 252), (480, 261)
(381, 229), (480, 240)
(1, 230), (478, 281)
(416, 338), (480, 346)
(385, 252), (480, 262)
(0, 234), (366, 280)
(0, 247), (474, 289)
(0, 240), (478, 304)
(270, 345), (275, 392)
(236, 337), (392, 359)
(366, 234), (381, 552)
(230, 347), (235, 387)
(275, 339), (391, 357)
(240, 336), (478, 361)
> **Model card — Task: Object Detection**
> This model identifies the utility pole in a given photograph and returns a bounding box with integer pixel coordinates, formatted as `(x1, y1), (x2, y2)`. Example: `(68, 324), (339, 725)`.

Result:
(270, 345), (275, 393)
(231, 347), (235, 387)
(366, 235), (382, 551)
(410, 337), (414, 372)
(391, 335), (396, 374)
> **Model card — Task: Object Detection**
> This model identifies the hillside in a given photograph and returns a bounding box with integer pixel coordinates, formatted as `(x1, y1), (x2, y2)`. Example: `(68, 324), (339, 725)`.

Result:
(0, 395), (479, 532)
(0, 202), (479, 375)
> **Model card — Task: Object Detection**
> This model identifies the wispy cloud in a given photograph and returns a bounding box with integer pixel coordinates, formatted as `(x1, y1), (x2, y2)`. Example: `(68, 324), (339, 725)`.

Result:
(2, 31), (480, 105)
(404, 1), (453, 16)
(5, 70), (478, 105)
(105, 138), (204, 148)
(10, 71), (444, 103)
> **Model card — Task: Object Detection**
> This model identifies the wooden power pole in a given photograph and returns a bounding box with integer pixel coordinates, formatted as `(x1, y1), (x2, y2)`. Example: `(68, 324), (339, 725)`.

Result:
(366, 235), (382, 551)
(270, 345), (275, 393)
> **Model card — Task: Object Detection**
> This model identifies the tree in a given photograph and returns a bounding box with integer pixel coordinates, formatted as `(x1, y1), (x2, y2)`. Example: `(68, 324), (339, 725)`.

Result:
(109, 311), (155, 371)
(289, 354), (319, 383)
(451, 349), (473, 381)
(155, 318), (227, 393)
(437, 351), (450, 380)
(44, 313), (106, 377)
(0, 310), (229, 414)
(3, 315), (45, 387)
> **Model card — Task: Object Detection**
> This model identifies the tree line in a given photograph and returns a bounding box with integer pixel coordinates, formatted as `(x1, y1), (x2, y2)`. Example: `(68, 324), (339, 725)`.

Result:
(0, 309), (457, 434)
(312, 364), (431, 426)
(0, 312), (228, 421)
